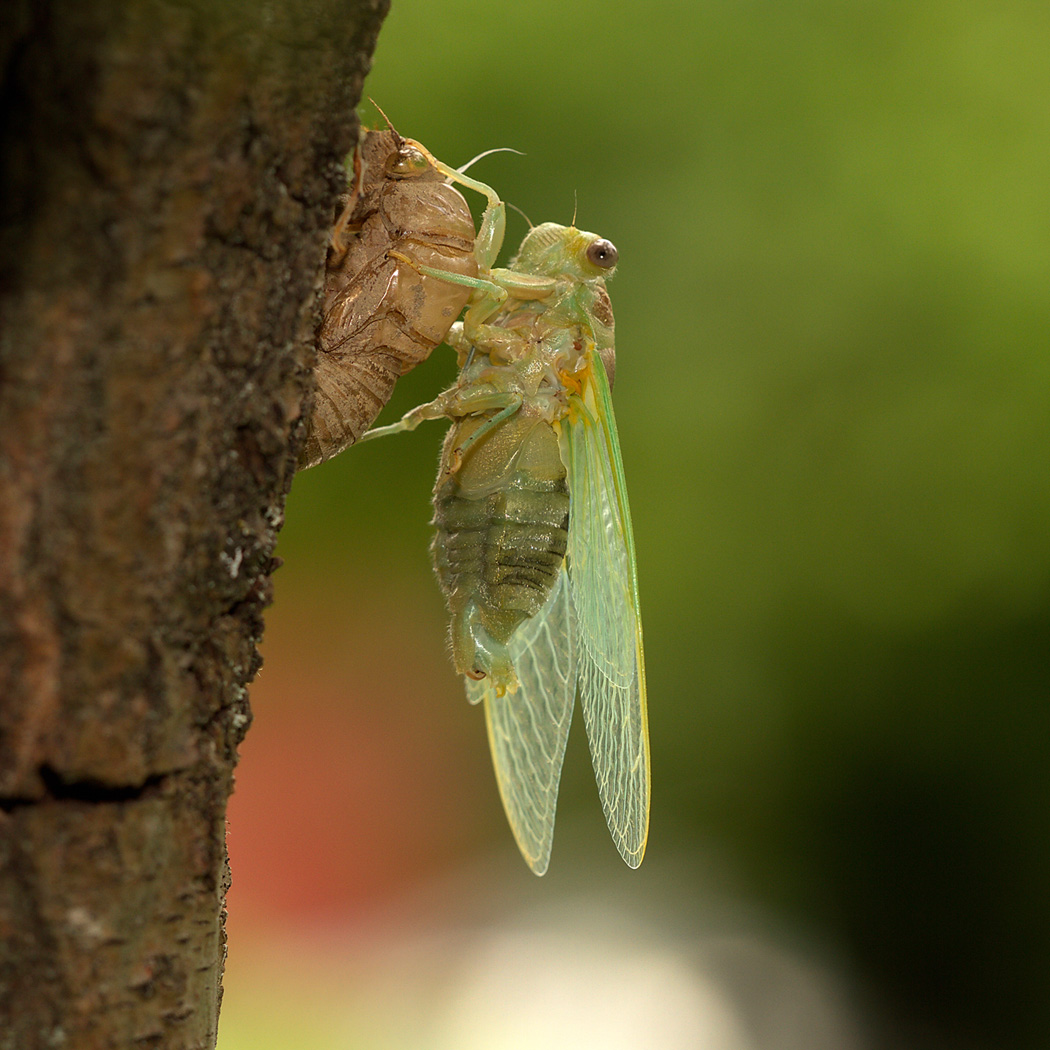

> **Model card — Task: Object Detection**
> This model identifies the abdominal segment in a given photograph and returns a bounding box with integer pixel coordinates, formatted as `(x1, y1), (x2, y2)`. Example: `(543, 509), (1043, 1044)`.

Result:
(432, 417), (568, 689)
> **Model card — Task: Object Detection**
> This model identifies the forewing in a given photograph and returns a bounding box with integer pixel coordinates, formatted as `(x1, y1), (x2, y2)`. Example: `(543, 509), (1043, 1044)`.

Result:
(466, 570), (576, 875)
(562, 358), (650, 868)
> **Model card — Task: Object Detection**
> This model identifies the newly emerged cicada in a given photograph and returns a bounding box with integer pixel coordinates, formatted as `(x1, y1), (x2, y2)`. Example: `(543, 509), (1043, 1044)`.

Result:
(365, 221), (649, 875)
(298, 125), (505, 469)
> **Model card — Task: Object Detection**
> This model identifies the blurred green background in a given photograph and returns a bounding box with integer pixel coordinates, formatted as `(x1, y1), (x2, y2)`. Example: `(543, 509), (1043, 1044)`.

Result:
(220, 1), (1050, 1048)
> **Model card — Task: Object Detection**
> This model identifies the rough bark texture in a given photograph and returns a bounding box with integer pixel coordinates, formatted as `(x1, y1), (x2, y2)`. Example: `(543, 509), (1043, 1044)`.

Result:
(0, 0), (387, 1046)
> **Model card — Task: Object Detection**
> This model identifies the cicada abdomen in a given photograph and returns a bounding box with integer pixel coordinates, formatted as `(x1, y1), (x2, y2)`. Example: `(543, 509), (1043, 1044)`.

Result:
(299, 129), (480, 469)
(432, 411), (569, 691)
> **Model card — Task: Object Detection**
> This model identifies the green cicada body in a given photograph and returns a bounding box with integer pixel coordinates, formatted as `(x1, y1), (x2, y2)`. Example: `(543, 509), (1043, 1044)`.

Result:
(366, 222), (649, 874)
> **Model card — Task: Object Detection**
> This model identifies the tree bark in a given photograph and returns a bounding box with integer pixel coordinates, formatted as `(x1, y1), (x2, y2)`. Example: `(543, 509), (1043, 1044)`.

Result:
(0, 1), (387, 1046)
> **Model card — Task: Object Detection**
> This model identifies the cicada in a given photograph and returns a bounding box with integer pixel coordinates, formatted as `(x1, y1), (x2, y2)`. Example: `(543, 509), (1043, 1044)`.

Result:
(364, 222), (649, 874)
(298, 125), (505, 469)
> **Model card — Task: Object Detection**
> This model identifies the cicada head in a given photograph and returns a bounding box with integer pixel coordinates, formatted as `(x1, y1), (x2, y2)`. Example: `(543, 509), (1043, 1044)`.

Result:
(511, 223), (618, 283)
(356, 129), (446, 203)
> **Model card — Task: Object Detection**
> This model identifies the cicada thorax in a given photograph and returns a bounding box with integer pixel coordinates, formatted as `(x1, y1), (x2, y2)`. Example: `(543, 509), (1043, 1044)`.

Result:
(431, 410), (569, 691)
(298, 130), (480, 469)
(590, 283), (616, 388)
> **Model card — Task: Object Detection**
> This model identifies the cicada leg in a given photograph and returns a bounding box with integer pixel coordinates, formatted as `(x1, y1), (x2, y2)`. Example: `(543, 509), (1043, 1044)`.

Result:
(433, 393), (525, 477)
(358, 392), (452, 441)
(390, 251), (557, 335)
(446, 394), (522, 470)
(401, 140), (558, 327)
(328, 144), (365, 266)
(461, 266), (556, 331)
(447, 320), (530, 368)
(408, 143), (506, 271)
(386, 250), (511, 318)
(361, 387), (521, 446)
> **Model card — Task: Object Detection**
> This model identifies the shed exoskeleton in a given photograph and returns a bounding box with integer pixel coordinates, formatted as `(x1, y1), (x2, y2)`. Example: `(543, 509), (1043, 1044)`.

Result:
(298, 126), (506, 468)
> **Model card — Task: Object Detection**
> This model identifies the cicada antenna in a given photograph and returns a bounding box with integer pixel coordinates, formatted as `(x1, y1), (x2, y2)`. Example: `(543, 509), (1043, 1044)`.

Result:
(366, 98), (402, 140)
(571, 190), (578, 229)
(457, 146), (525, 175)
(507, 201), (534, 230)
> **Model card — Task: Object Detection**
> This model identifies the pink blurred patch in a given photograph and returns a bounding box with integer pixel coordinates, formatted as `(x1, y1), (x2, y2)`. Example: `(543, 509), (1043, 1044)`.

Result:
(226, 574), (488, 929)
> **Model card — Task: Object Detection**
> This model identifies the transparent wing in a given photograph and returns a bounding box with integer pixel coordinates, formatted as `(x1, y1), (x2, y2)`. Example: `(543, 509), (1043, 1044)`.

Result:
(562, 357), (650, 868)
(466, 570), (576, 875)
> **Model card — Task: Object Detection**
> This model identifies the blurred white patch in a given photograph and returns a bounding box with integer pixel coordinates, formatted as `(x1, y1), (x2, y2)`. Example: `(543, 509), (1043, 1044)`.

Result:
(407, 898), (866, 1050)
(434, 927), (749, 1050)
(220, 855), (868, 1050)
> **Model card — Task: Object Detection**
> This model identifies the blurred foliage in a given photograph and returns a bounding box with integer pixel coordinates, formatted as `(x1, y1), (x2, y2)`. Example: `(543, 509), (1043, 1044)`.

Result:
(266, 1), (1050, 1048)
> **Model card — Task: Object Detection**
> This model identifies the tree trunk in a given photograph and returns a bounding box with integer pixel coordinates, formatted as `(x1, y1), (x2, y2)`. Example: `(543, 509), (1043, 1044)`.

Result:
(0, 1), (387, 1045)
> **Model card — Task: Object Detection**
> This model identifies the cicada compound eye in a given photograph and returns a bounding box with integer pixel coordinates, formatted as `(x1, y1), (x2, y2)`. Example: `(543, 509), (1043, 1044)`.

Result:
(586, 238), (618, 269)
(386, 145), (430, 178)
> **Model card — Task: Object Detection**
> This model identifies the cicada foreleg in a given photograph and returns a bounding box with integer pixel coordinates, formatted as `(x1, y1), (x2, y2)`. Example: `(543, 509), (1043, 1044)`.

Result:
(400, 137), (511, 325)
(329, 145), (366, 266)
(390, 256), (557, 338)
(408, 143), (506, 272)
(358, 392), (453, 442)
(387, 250), (512, 321)
(360, 386), (522, 454)
(460, 267), (557, 332)
(402, 140), (559, 328)
(447, 318), (528, 367)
